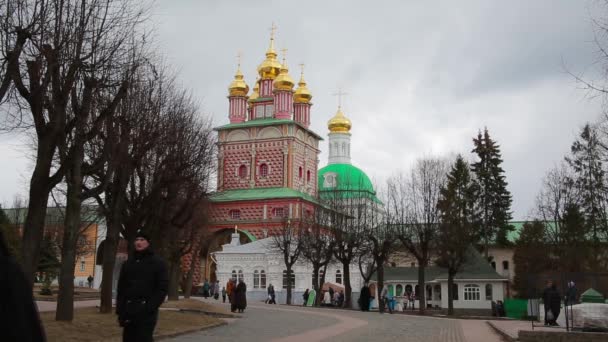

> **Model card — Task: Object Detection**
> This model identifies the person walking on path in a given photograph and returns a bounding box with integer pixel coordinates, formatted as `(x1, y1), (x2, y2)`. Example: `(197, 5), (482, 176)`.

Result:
(226, 279), (235, 304)
(328, 287), (335, 305)
(303, 289), (310, 306)
(548, 283), (562, 326)
(267, 283), (276, 304)
(0, 230), (47, 342)
(87, 275), (94, 288)
(202, 280), (210, 298)
(221, 287), (227, 303)
(358, 284), (371, 312)
(542, 280), (553, 326)
(380, 286), (393, 314)
(116, 231), (168, 342)
(233, 279), (247, 313)
(214, 281), (220, 300)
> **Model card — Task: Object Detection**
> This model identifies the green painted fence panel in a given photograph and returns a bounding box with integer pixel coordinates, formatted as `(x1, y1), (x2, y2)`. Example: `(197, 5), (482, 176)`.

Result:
(504, 299), (528, 319)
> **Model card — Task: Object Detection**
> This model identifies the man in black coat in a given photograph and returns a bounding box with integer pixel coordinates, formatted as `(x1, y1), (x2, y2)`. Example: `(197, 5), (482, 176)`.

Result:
(0, 230), (46, 342)
(359, 284), (371, 312)
(116, 232), (168, 342)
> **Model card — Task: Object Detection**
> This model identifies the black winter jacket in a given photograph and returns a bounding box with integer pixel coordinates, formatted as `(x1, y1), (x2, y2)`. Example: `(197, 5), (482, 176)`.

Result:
(116, 248), (168, 322)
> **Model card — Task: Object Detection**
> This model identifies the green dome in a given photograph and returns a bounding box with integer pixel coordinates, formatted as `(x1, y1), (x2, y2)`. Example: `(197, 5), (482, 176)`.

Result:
(318, 163), (380, 202)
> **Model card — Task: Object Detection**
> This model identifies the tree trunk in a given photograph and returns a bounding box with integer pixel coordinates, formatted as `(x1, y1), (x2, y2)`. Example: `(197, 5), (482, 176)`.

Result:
(55, 143), (85, 321)
(286, 265), (292, 305)
(183, 258), (196, 299)
(342, 259), (352, 309)
(417, 262), (426, 314)
(447, 271), (455, 316)
(377, 264), (384, 314)
(99, 216), (121, 313)
(167, 260), (181, 301)
(312, 266), (320, 306)
(21, 138), (56, 285)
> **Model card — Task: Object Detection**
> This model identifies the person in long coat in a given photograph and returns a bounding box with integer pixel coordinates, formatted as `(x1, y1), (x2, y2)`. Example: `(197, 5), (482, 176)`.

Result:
(358, 284), (371, 312)
(548, 283), (562, 326)
(226, 279), (235, 304)
(0, 230), (46, 341)
(233, 279), (247, 313)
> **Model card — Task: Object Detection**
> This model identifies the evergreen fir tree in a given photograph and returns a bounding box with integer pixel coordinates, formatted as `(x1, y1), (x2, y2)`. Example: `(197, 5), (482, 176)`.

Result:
(471, 128), (514, 255)
(0, 205), (21, 259)
(436, 155), (478, 315)
(559, 203), (591, 272)
(565, 123), (607, 248)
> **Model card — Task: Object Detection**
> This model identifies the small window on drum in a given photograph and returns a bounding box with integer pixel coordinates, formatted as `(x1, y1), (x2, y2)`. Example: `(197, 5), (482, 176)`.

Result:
(259, 163), (268, 178)
(229, 210), (241, 219)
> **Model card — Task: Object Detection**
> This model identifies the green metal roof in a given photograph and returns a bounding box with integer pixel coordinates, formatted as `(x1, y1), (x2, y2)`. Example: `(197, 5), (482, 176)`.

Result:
(376, 247), (506, 282)
(318, 163), (381, 203)
(581, 288), (605, 303)
(209, 187), (319, 204)
(214, 118), (323, 140)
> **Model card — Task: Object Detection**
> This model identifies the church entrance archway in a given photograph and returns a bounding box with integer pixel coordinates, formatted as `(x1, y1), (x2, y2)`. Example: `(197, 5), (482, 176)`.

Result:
(200, 228), (255, 284)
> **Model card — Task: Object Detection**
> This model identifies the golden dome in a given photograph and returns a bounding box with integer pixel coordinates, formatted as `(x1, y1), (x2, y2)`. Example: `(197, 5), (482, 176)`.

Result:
(228, 65), (249, 97)
(257, 37), (282, 80)
(273, 58), (295, 91)
(328, 107), (352, 133)
(248, 78), (260, 103)
(293, 69), (312, 104)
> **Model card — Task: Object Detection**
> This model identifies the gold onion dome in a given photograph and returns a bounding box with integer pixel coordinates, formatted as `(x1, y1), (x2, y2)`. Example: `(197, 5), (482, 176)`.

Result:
(228, 64), (249, 97)
(293, 71), (312, 104)
(273, 58), (295, 91)
(257, 37), (282, 79)
(248, 78), (260, 103)
(328, 107), (352, 133)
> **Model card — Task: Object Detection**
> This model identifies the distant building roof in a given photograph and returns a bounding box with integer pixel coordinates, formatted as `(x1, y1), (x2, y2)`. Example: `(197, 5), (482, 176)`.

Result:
(209, 187), (319, 204)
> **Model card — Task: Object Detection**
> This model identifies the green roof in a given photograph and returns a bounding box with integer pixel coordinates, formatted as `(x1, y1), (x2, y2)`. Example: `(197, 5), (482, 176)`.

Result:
(214, 118), (323, 140)
(318, 163), (381, 203)
(581, 288), (605, 303)
(209, 187), (319, 204)
(376, 247), (506, 282)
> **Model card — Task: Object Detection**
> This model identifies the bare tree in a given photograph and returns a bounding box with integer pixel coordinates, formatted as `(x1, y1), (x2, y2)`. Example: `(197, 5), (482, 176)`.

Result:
(299, 207), (334, 306)
(271, 218), (303, 305)
(0, 0), (148, 290)
(393, 157), (449, 314)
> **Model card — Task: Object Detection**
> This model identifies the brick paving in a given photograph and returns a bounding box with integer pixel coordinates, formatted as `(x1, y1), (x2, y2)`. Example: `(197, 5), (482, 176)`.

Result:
(169, 299), (502, 342)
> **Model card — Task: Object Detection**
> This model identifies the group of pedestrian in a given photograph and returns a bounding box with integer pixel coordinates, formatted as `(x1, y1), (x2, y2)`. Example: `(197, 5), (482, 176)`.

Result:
(201, 279), (220, 300)
(225, 278), (247, 313)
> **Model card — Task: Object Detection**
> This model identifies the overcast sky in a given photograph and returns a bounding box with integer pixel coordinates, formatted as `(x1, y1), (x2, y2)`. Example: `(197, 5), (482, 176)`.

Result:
(0, 0), (606, 219)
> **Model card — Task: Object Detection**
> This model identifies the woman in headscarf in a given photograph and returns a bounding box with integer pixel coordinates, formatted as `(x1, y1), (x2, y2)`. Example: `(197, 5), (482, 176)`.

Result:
(358, 284), (371, 312)
(234, 279), (247, 313)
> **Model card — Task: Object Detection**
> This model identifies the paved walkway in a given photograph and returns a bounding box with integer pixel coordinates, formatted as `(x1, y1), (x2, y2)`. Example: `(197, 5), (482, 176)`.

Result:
(36, 299), (101, 312)
(170, 299), (502, 342)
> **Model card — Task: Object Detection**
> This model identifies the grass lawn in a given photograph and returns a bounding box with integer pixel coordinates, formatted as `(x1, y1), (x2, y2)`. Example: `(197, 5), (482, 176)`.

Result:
(34, 285), (100, 301)
(41, 307), (223, 341)
(163, 298), (234, 315)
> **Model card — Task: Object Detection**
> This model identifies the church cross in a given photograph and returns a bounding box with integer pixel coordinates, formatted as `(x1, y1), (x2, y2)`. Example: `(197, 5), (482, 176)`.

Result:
(269, 22), (277, 39)
(236, 51), (242, 67)
(299, 63), (305, 77)
(280, 48), (288, 63)
(332, 88), (348, 109)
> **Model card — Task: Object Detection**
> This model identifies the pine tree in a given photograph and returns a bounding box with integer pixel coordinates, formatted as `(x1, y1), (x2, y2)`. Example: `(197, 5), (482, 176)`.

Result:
(0, 205), (21, 260)
(471, 128), (513, 256)
(558, 203), (591, 272)
(565, 123), (607, 250)
(436, 155), (478, 315)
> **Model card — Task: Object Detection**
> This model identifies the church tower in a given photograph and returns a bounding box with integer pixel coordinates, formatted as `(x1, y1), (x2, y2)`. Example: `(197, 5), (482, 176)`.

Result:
(209, 27), (323, 243)
(327, 105), (352, 165)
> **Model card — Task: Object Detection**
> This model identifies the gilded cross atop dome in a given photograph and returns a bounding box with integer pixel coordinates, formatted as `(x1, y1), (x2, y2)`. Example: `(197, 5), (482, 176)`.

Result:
(328, 88), (351, 133)
(257, 23), (281, 79)
(294, 63), (312, 104)
(228, 51), (249, 97)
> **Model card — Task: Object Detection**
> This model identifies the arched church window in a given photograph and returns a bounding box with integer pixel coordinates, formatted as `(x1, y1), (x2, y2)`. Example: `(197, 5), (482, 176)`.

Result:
(238, 270), (244, 283)
(231, 270), (237, 281)
(260, 270), (266, 288)
(307, 170), (311, 182)
(229, 210), (241, 220)
(485, 284), (493, 300)
(342, 143), (346, 155)
(299, 166), (303, 179)
(259, 163), (268, 178)
(396, 284), (403, 296)
(335, 269), (342, 284)
(502, 261), (509, 270)
(254, 270), (260, 288)
(405, 285), (412, 295)
(238, 165), (247, 179)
